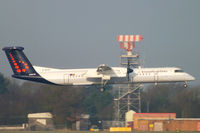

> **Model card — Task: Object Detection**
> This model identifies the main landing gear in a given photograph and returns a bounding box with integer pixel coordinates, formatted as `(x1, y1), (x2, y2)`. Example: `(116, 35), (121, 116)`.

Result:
(100, 87), (104, 92)
(100, 79), (109, 92)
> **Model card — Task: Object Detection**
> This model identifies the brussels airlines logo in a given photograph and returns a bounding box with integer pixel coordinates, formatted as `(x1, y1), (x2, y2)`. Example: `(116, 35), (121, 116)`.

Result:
(70, 73), (75, 76)
(9, 52), (29, 73)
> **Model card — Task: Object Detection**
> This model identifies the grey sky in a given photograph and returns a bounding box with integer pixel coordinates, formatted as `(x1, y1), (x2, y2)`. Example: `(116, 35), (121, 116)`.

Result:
(0, 0), (199, 85)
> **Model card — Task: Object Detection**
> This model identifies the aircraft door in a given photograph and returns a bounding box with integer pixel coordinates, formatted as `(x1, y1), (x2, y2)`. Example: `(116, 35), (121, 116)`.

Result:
(154, 72), (159, 83)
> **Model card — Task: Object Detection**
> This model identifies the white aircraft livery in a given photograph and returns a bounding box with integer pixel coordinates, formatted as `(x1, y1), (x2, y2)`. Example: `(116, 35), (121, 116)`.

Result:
(2, 46), (195, 91)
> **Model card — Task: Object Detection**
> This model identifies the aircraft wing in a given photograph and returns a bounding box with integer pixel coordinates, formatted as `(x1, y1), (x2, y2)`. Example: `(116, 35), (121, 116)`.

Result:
(86, 64), (113, 81)
(87, 64), (126, 81)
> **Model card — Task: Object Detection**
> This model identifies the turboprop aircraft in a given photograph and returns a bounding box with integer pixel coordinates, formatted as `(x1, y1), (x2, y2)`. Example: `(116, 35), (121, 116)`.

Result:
(2, 46), (195, 91)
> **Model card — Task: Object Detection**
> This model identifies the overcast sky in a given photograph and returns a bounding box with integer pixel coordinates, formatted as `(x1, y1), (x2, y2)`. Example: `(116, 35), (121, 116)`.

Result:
(0, 0), (199, 85)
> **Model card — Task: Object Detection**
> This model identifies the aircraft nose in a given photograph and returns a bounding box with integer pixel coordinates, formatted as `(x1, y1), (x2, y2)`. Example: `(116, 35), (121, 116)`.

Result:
(188, 74), (195, 81)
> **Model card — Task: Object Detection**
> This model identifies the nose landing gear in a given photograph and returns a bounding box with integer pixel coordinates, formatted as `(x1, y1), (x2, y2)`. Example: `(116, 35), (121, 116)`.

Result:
(184, 81), (188, 88)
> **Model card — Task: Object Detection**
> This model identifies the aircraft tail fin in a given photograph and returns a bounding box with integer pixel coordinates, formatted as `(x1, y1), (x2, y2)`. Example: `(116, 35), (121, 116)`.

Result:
(2, 46), (38, 76)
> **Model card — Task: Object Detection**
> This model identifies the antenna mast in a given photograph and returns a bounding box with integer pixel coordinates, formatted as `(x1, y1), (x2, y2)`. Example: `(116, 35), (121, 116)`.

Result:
(114, 35), (143, 121)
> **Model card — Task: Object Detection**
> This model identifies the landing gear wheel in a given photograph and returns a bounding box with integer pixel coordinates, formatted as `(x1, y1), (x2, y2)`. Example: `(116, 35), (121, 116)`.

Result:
(100, 79), (108, 92)
(184, 82), (188, 88)
(184, 83), (188, 88)
(100, 88), (104, 92)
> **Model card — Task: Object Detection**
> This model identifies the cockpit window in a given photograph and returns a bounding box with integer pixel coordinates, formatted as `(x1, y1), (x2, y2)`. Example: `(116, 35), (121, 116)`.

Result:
(175, 70), (184, 73)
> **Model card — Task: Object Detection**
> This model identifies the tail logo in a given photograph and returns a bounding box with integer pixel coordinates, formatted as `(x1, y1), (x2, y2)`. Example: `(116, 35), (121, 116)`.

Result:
(8, 52), (29, 73)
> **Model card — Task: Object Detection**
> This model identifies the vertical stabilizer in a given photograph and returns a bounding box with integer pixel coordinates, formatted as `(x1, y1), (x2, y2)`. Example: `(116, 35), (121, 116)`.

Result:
(2, 46), (38, 76)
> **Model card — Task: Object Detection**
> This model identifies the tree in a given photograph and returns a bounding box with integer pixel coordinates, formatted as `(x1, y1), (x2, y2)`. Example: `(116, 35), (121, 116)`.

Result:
(82, 87), (113, 121)
(0, 73), (9, 94)
(52, 86), (84, 127)
(141, 84), (200, 118)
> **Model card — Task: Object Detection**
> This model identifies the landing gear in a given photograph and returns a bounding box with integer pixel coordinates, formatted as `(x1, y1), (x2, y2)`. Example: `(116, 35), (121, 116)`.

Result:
(184, 81), (188, 88)
(97, 74), (110, 92)
(100, 79), (109, 92)
(100, 87), (104, 92)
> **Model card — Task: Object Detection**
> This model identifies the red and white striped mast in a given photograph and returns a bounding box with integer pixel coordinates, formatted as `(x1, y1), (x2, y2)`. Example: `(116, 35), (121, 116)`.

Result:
(117, 35), (143, 55)
(115, 35), (143, 117)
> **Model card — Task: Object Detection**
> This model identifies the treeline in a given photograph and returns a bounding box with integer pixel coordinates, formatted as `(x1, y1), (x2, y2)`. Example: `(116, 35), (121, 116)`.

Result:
(0, 73), (113, 127)
(141, 84), (200, 118)
(0, 72), (200, 127)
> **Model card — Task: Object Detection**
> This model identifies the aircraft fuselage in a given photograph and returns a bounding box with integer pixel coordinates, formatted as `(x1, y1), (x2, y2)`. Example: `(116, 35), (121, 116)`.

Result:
(31, 66), (195, 86)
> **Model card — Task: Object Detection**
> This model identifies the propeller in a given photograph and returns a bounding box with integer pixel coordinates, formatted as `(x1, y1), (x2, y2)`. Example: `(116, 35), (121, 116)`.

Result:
(127, 58), (133, 81)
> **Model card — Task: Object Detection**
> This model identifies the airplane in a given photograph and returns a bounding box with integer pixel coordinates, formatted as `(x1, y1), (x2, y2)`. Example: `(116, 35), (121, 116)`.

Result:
(2, 46), (195, 92)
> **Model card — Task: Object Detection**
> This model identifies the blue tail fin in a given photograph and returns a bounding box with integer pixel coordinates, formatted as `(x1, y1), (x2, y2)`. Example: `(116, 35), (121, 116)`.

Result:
(2, 46), (38, 76)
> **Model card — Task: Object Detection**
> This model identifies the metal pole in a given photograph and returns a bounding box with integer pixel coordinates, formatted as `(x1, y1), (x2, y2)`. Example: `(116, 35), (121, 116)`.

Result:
(127, 84), (130, 112)
(138, 88), (141, 113)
